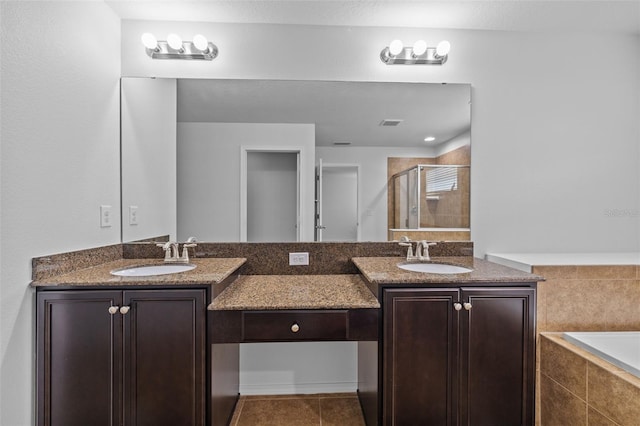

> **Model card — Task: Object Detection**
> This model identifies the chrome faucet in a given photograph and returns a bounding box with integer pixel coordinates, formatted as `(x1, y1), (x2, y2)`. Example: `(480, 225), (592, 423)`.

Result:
(399, 237), (437, 262)
(156, 238), (198, 263)
(399, 236), (414, 261)
(416, 240), (437, 261)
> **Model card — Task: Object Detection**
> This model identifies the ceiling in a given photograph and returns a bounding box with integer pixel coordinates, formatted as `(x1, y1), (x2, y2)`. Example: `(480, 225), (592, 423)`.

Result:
(106, 1), (640, 34)
(177, 79), (471, 148)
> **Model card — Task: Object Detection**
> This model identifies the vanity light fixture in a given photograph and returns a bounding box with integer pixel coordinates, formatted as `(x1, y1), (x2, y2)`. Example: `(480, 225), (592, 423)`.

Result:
(381, 39), (450, 65)
(141, 32), (218, 60)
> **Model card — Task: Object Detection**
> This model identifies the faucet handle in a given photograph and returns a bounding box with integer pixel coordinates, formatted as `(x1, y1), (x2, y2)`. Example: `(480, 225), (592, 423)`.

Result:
(156, 242), (173, 260)
(181, 242), (197, 262)
(398, 236), (412, 247)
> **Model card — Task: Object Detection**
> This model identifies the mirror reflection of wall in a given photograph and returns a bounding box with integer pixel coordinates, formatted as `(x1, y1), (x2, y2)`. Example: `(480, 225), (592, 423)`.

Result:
(246, 151), (298, 242)
(120, 78), (471, 243)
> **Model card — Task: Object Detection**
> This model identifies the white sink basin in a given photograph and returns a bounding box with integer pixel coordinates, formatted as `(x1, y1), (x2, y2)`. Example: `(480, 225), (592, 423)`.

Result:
(397, 262), (473, 274)
(111, 263), (196, 277)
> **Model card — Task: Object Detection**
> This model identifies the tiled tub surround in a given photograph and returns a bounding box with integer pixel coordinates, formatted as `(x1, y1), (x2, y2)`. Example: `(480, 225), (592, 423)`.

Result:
(485, 253), (640, 332)
(540, 333), (640, 426)
(485, 253), (640, 425)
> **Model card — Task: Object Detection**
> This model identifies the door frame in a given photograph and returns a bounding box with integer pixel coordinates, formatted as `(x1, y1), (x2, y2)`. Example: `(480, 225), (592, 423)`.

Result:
(316, 162), (361, 242)
(240, 146), (304, 242)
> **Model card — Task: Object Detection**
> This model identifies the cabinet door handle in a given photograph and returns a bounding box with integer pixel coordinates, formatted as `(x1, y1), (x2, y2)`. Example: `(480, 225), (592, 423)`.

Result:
(291, 323), (300, 333)
(463, 303), (472, 310)
(108, 306), (119, 315)
(119, 306), (130, 315)
(453, 303), (462, 311)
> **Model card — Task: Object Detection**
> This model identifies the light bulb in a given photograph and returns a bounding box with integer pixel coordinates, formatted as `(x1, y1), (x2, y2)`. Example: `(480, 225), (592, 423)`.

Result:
(412, 40), (427, 56)
(436, 40), (451, 57)
(193, 34), (209, 51)
(389, 40), (404, 56)
(141, 33), (158, 50)
(167, 33), (183, 50)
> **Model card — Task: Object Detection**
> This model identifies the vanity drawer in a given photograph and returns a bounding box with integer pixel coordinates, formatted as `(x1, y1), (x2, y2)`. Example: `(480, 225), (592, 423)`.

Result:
(242, 310), (348, 341)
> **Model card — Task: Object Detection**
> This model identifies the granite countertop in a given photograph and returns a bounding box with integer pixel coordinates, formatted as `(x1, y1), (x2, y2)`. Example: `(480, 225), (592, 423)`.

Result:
(351, 256), (543, 284)
(209, 274), (380, 311)
(30, 258), (247, 287)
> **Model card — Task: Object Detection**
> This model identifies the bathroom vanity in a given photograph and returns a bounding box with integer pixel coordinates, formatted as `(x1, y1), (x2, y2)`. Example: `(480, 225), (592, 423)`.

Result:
(31, 243), (541, 426)
(352, 256), (539, 426)
(31, 257), (245, 426)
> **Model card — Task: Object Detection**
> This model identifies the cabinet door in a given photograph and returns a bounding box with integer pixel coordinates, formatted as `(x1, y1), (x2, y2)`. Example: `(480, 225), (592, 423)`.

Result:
(459, 287), (536, 426)
(383, 288), (459, 426)
(36, 290), (122, 426)
(123, 289), (206, 426)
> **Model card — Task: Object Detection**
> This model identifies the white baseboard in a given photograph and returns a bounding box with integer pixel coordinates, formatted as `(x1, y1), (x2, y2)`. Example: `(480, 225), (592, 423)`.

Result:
(239, 381), (357, 396)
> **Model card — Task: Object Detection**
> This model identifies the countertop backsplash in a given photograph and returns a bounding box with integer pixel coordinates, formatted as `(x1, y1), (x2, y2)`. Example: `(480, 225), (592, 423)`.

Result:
(32, 240), (473, 281)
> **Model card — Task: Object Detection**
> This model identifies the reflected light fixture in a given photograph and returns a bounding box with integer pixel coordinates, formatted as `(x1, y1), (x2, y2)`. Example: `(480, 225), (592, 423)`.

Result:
(381, 39), (450, 65)
(141, 33), (218, 60)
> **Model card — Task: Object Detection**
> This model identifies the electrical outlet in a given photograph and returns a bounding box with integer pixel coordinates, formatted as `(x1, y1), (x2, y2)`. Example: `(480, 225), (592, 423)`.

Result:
(289, 252), (309, 266)
(100, 205), (112, 228)
(129, 206), (139, 225)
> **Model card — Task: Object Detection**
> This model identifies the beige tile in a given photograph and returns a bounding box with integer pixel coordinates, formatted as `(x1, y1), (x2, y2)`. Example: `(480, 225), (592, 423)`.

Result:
(576, 266), (636, 280)
(598, 280), (640, 330)
(532, 265), (577, 279)
(235, 398), (321, 426)
(536, 281), (548, 332)
(588, 407), (621, 426)
(320, 397), (365, 426)
(540, 374), (587, 426)
(540, 335), (587, 399)
(545, 280), (607, 330)
(587, 363), (640, 426)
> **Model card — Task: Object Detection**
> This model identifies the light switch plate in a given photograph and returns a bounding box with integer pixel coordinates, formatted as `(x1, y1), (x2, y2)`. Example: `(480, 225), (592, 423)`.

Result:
(129, 206), (139, 225)
(289, 252), (309, 266)
(100, 205), (112, 228)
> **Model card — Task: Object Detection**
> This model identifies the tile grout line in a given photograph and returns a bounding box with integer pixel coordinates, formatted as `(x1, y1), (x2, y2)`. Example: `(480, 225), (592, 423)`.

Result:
(318, 396), (323, 426)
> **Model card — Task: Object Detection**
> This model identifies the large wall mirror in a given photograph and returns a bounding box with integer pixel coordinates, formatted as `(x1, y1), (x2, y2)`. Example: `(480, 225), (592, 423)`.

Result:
(121, 78), (471, 243)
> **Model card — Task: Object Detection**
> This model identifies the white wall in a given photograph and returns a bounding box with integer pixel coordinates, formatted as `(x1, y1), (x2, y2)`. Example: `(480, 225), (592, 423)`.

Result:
(121, 77), (177, 242)
(0, 2), (121, 424)
(177, 122), (315, 242)
(436, 129), (471, 157)
(122, 21), (640, 255)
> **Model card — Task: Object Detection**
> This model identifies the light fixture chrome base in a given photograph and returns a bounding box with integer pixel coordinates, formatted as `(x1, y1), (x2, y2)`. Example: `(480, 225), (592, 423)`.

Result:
(146, 41), (218, 60)
(380, 47), (447, 65)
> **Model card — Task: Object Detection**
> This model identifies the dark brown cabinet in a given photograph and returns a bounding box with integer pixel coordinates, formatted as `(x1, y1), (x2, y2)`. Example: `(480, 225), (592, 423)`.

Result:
(36, 288), (206, 426)
(382, 286), (535, 426)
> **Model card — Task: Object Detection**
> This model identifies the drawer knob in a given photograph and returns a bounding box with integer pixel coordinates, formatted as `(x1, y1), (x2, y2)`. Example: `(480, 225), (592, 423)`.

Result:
(108, 306), (119, 315)
(453, 303), (462, 311)
(119, 306), (130, 315)
(463, 303), (472, 311)
(291, 323), (300, 333)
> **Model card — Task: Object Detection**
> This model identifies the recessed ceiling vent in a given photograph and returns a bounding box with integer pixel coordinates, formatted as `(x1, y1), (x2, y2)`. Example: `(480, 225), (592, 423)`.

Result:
(379, 119), (403, 127)
(333, 142), (352, 146)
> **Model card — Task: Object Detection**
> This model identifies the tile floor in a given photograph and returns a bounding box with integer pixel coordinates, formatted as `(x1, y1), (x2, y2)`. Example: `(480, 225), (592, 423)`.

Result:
(229, 393), (366, 425)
